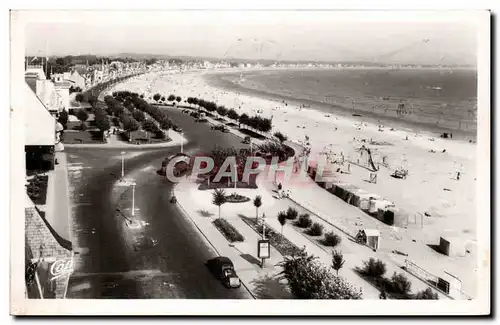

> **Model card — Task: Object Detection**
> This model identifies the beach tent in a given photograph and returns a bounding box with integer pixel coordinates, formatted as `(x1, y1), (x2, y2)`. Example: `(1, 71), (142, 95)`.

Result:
(439, 236), (466, 257)
(342, 184), (359, 205)
(368, 198), (392, 215)
(377, 207), (409, 227)
(359, 193), (379, 211)
(351, 188), (368, 208)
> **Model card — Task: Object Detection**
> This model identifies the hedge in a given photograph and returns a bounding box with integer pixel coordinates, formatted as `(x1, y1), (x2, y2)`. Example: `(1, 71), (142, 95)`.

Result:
(213, 218), (244, 243)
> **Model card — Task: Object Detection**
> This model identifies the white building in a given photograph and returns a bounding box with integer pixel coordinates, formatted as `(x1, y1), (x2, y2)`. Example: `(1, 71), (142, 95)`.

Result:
(35, 79), (64, 116)
(24, 82), (56, 171)
(25, 66), (65, 116)
(51, 74), (71, 111)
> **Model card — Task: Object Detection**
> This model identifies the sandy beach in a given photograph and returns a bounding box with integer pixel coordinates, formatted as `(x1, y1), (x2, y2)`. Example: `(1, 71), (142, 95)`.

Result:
(110, 68), (478, 296)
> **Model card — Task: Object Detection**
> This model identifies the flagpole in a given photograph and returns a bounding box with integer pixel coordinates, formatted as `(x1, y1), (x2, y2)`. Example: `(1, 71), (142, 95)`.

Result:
(44, 40), (48, 78)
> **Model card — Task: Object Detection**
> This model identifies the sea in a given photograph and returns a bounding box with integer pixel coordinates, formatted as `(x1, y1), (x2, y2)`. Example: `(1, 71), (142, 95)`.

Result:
(205, 68), (478, 141)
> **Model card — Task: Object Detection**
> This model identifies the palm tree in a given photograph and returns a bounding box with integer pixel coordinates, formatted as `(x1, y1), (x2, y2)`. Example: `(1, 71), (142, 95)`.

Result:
(212, 188), (227, 219)
(253, 195), (262, 222)
(278, 211), (287, 235)
(332, 250), (345, 276)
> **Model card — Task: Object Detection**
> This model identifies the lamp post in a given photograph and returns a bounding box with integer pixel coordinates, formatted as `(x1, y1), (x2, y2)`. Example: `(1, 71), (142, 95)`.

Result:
(261, 213), (266, 240)
(234, 163), (238, 189)
(131, 181), (136, 217)
(121, 151), (125, 179)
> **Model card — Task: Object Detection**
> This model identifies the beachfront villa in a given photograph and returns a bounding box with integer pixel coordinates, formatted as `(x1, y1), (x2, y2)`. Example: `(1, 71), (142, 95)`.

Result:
(51, 74), (71, 112)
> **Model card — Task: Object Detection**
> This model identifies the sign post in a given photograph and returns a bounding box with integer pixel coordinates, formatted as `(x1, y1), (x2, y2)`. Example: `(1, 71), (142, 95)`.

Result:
(257, 239), (270, 269)
(258, 213), (270, 268)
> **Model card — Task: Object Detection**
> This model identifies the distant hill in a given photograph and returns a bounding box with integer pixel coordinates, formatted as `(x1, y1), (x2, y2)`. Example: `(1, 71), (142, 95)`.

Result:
(28, 52), (474, 69)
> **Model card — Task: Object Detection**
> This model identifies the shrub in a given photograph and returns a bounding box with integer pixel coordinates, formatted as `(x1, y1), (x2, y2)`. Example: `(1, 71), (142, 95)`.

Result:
(213, 218), (244, 242)
(217, 105), (228, 117)
(273, 131), (288, 142)
(132, 110), (146, 122)
(285, 207), (298, 220)
(227, 108), (239, 120)
(75, 93), (84, 102)
(390, 272), (412, 296)
(76, 109), (89, 122)
(360, 258), (387, 278)
(155, 130), (166, 139)
(323, 231), (342, 247)
(58, 109), (69, 129)
(294, 213), (312, 228)
(279, 248), (362, 299)
(307, 222), (324, 236)
(414, 288), (439, 300)
(142, 119), (159, 133)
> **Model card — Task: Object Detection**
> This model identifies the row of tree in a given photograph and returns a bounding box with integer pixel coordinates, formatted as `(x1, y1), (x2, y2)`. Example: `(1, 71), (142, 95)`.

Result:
(153, 93), (181, 104)
(112, 91), (178, 130)
(185, 97), (273, 133)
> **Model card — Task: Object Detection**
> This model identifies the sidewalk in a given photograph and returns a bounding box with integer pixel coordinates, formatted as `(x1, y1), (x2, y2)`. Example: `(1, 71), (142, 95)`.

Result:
(44, 151), (72, 244)
(174, 180), (293, 299)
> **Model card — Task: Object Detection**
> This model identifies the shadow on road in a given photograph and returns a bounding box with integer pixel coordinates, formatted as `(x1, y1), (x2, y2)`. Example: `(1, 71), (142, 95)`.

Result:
(197, 209), (215, 218)
(240, 253), (261, 266)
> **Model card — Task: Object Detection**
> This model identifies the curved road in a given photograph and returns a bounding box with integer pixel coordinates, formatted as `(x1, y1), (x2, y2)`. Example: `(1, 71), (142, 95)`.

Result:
(66, 107), (251, 298)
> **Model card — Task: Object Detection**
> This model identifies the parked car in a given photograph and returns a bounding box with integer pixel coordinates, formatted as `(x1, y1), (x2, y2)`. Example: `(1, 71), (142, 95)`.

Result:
(211, 125), (230, 132)
(196, 118), (208, 123)
(173, 125), (183, 133)
(205, 257), (241, 288)
(242, 136), (251, 144)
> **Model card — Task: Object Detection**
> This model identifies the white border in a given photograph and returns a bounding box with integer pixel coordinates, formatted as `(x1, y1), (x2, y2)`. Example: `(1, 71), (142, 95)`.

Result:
(7, 7), (491, 316)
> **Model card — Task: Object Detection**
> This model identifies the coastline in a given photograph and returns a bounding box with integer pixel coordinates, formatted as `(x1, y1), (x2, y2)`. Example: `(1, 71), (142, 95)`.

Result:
(203, 68), (477, 143)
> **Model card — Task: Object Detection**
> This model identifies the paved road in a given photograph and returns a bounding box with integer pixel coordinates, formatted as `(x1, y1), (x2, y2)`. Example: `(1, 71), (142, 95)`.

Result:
(66, 107), (251, 298)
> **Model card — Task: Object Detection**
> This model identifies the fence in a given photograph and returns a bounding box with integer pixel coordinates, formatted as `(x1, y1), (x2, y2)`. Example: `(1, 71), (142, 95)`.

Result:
(404, 259), (473, 300)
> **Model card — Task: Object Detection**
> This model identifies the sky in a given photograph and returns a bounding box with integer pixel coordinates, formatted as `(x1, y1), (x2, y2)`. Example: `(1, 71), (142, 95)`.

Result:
(20, 10), (482, 65)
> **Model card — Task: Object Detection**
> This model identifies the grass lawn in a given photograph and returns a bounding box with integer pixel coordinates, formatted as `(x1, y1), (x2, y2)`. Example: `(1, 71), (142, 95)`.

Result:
(119, 130), (172, 144)
(63, 130), (105, 144)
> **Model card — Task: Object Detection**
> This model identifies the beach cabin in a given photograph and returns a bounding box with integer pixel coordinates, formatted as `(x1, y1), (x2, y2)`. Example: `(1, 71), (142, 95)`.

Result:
(439, 236), (466, 257)
(364, 229), (381, 251)
(377, 207), (409, 227)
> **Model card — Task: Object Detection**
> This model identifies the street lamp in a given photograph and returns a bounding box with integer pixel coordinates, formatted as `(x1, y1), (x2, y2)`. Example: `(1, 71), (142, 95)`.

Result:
(261, 213), (266, 240)
(121, 151), (126, 179)
(234, 163), (238, 189)
(131, 181), (137, 217)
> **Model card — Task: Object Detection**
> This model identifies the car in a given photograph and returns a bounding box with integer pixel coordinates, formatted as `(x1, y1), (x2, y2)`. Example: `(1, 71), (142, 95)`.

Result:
(205, 257), (241, 289)
(242, 136), (251, 144)
(173, 126), (183, 133)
